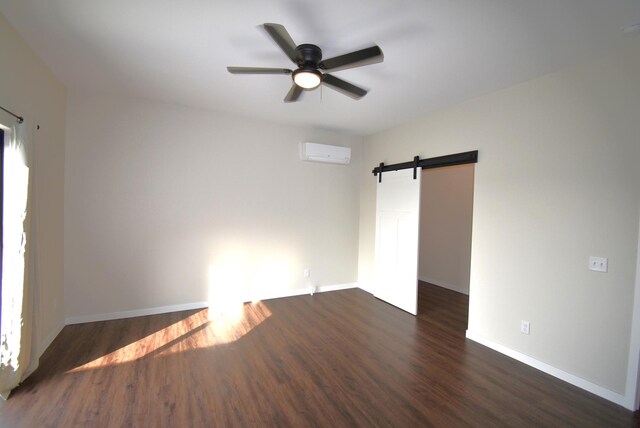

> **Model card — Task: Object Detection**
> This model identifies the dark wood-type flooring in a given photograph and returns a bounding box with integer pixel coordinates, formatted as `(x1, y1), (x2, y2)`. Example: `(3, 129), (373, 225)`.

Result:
(1, 282), (638, 427)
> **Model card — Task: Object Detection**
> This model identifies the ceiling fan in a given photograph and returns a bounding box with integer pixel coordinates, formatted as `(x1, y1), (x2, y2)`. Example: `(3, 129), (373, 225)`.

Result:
(227, 23), (384, 102)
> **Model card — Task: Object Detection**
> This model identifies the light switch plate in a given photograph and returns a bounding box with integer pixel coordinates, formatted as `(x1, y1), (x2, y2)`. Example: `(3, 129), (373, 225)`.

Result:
(589, 256), (608, 273)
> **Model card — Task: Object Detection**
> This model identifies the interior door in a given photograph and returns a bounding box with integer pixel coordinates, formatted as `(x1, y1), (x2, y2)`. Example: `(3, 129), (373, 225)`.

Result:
(374, 168), (421, 315)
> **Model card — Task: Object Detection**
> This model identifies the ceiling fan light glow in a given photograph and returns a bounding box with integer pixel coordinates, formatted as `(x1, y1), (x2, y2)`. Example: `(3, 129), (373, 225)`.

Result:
(293, 69), (321, 89)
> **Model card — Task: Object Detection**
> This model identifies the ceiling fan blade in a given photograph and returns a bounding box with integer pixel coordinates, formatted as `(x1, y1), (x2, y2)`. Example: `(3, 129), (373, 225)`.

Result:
(319, 46), (384, 72)
(322, 74), (368, 100)
(284, 83), (303, 102)
(227, 66), (292, 75)
(263, 23), (299, 64)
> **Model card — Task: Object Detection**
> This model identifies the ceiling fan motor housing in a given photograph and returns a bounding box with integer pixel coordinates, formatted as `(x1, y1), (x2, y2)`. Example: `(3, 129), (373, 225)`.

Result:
(295, 44), (323, 67)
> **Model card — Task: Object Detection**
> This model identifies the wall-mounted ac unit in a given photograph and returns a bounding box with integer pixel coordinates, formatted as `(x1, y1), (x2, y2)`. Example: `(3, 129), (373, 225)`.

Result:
(299, 142), (351, 165)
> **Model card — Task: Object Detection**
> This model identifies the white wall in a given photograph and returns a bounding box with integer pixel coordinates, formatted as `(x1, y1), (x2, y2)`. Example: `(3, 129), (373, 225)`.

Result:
(64, 93), (362, 321)
(418, 164), (474, 294)
(359, 41), (640, 397)
(0, 13), (66, 354)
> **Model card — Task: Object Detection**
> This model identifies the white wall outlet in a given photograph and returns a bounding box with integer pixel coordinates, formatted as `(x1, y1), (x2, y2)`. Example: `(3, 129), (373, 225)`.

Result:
(588, 256), (608, 273)
(520, 320), (530, 335)
(303, 268), (310, 278)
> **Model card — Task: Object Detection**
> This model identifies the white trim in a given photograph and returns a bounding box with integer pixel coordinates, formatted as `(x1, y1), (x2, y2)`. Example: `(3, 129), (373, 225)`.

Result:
(64, 283), (360, 325)
(256, 283), (359, 302)
(626, 213), (640, 411)
(465, 330), (630, 409)
(65, 301), (209, 325)
(418, 275), (469, 295)
(38, 321), (65, 356)
(316, 282), (359, 293)
(357, 281), (375, 294)
(252, 288), (309, 302)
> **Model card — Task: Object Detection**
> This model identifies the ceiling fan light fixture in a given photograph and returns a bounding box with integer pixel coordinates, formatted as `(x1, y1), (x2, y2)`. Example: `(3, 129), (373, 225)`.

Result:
(228, 24), (383, 102)
(293, 68), (321, 89)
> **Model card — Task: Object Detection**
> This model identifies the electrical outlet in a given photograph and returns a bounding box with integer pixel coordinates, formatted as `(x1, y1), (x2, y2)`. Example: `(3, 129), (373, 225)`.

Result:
(303, 269), (310, 278)
(588, 256), (608, 273)
(520, 320), (530, 335)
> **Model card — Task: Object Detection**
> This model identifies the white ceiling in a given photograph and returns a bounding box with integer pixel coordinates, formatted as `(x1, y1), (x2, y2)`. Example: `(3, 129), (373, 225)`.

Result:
(1, 0), (639, 135)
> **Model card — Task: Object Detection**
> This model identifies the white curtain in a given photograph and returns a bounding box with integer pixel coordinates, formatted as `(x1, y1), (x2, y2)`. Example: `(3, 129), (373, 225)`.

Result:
(0, 120), (38, 399)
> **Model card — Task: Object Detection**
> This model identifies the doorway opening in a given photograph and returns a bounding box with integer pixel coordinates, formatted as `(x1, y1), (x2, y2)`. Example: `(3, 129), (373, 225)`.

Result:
(373, 151), (476, 322)
(417, 164), (474, 332)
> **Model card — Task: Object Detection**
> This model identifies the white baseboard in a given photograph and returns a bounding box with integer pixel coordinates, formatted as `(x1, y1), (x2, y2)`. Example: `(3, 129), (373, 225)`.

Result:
(357, 282), (375, 294)
(65, 301), (209, 325)
(465, 330), (630, 409)
(256, 282), (358, 302)
(38, 320), (65, 356)
(65, 283), (359, 325)
(317, 282), (359, 293)
(419, 276), (469, 295)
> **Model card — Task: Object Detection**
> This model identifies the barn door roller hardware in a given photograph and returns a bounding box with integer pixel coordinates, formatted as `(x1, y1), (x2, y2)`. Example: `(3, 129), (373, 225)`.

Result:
(372, 150), (478, 182)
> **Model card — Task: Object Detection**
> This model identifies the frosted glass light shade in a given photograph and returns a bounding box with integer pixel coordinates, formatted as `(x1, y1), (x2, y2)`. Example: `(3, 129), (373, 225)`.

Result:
(293, 69), (321, 89)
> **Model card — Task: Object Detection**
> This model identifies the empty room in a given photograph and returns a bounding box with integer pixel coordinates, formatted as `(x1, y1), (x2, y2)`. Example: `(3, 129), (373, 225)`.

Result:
(1, 0), (639, 426)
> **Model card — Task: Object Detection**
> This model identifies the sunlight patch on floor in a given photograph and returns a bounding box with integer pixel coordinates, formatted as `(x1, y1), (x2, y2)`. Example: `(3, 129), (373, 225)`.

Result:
(66, 301), (272, 373)
(66, 240), (298, 373)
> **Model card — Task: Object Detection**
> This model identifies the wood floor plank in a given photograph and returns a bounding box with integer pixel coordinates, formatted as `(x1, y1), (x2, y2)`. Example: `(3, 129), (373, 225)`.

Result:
(0, 283), (638, 427)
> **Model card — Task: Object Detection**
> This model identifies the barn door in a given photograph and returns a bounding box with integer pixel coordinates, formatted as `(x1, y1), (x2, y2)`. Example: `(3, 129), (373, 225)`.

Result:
(374, 168), (421, 315)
